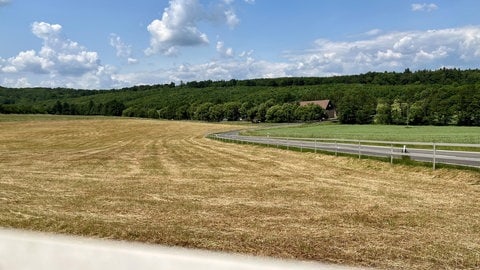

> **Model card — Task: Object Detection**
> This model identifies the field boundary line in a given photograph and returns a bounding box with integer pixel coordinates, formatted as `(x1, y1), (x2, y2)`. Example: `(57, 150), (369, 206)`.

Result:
(208, 131), (480, 170)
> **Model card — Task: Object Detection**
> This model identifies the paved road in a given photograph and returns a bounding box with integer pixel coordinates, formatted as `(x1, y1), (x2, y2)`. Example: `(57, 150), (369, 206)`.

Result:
(214, 131), (480, 169)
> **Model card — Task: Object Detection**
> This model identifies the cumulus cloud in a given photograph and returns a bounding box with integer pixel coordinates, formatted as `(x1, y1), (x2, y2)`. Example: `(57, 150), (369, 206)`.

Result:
(7, 20), (480, 90)
(170, 59), (286, 82)
(114, 48), (288, 86)
(113, 26), (480, 87)
(110, 34), (132, 58)
(4, 21), (101, 76)
(216, 41), (234, 57)
(365, 29), (382, 36)
(110, 33), (138, 64)
(31, 21), (62, 39)
(145, 0), (242, 56)
(0, 21), (117, 89)
(127, 58), (138, 64)
(283, 26), (480, 76)
(2, 77), (31, 88)
(145, 0), (209, 56)
(412, 3), (439, 12)
(224, 9), (240, 28)
(6, 50), (52, 73)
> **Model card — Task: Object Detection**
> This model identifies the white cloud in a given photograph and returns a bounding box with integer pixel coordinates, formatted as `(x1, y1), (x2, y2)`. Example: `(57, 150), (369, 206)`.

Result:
(225, 9), (239, 28)
(365, 29), (382, 36)
(239, 50), (253, 58)
(216, 41), (234, 57)
(376, 49), (402, 61)
(111, 26), (480, 88)
(283, 26), (480, 76)
(145, 0), (242, 56)
(8, 50), (53, 73)
(110, 33), (138, 64)
(31, 21), (62, 39)
(1, 66), (16, 73)
(414, 46), (449, 62)
(113, 50), (288, 86)
(6, 20), (480, 90)
(0, 0), (10, 6)
(127, 58), (138, 64)
(2, 77), (31, 88)
(412, 3), (439, 12)
(244, 0), (255, 4)
(0, 21), (117, 89)
(110, 34), (131, 58)
(191, 57), (287, 80)
(27, 22), (100, 76)
(145, 0), (209, 56)
(56, 51), (100, 75)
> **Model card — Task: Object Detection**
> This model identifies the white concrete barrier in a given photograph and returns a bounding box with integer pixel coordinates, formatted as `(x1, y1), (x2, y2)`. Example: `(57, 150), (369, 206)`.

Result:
(0, 228), (366, 270)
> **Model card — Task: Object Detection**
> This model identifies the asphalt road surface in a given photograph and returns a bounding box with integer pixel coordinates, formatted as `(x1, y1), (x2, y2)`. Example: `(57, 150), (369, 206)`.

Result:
(214, 131), (480, 169)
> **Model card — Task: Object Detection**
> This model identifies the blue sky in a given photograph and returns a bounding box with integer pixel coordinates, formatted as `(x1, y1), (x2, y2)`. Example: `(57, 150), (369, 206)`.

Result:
(1, 0), (480, 89)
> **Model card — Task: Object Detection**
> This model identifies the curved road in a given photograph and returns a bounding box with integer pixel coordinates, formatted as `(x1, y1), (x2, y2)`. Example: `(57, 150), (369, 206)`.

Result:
(213, 131), (480, 169)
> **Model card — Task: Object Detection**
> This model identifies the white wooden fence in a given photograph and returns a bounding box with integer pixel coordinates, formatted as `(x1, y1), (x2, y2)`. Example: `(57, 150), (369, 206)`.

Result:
(210, 133), (480, 170)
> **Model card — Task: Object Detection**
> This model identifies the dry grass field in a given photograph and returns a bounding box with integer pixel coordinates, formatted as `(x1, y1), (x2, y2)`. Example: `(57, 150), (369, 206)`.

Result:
(0, 115), (479, 269)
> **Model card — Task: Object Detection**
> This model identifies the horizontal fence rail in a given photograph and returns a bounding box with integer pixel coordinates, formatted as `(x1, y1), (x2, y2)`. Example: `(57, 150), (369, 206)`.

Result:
(209, 132), (480, 170)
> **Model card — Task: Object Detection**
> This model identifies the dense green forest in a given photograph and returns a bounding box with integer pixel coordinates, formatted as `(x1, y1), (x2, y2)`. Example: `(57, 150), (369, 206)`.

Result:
(1, 68), (480, 126)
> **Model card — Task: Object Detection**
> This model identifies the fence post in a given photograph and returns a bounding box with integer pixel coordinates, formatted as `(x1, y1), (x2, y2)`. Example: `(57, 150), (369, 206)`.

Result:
(433, 143), (436, 170)
(390, 144), (393, 164)
(358, 140), (361, 159)
(335, 140), (338, 156)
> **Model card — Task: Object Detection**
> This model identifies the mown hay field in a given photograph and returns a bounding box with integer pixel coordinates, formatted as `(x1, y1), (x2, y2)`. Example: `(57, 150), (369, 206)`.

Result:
(0, 115), (479, 269)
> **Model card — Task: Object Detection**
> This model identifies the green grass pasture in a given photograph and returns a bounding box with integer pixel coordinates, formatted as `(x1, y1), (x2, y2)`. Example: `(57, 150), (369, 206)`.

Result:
(245, 123), (480, 144)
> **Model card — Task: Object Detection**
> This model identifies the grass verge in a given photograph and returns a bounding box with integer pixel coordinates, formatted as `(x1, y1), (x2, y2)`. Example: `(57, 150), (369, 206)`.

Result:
(244, 122), (480, 144)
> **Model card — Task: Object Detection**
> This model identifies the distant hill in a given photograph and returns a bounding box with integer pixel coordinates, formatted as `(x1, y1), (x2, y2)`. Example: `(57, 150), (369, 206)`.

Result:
(1, 68), (479, 126)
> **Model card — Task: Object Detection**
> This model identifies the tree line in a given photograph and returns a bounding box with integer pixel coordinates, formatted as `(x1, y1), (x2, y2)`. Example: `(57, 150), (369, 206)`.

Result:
(178, 68), (480, 88)
(1, 68), (480, 126)
(335, 85), (480, 126)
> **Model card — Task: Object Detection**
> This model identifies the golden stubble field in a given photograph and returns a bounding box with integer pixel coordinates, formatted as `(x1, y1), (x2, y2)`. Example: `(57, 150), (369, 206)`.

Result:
(0, 116), (479, 269)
